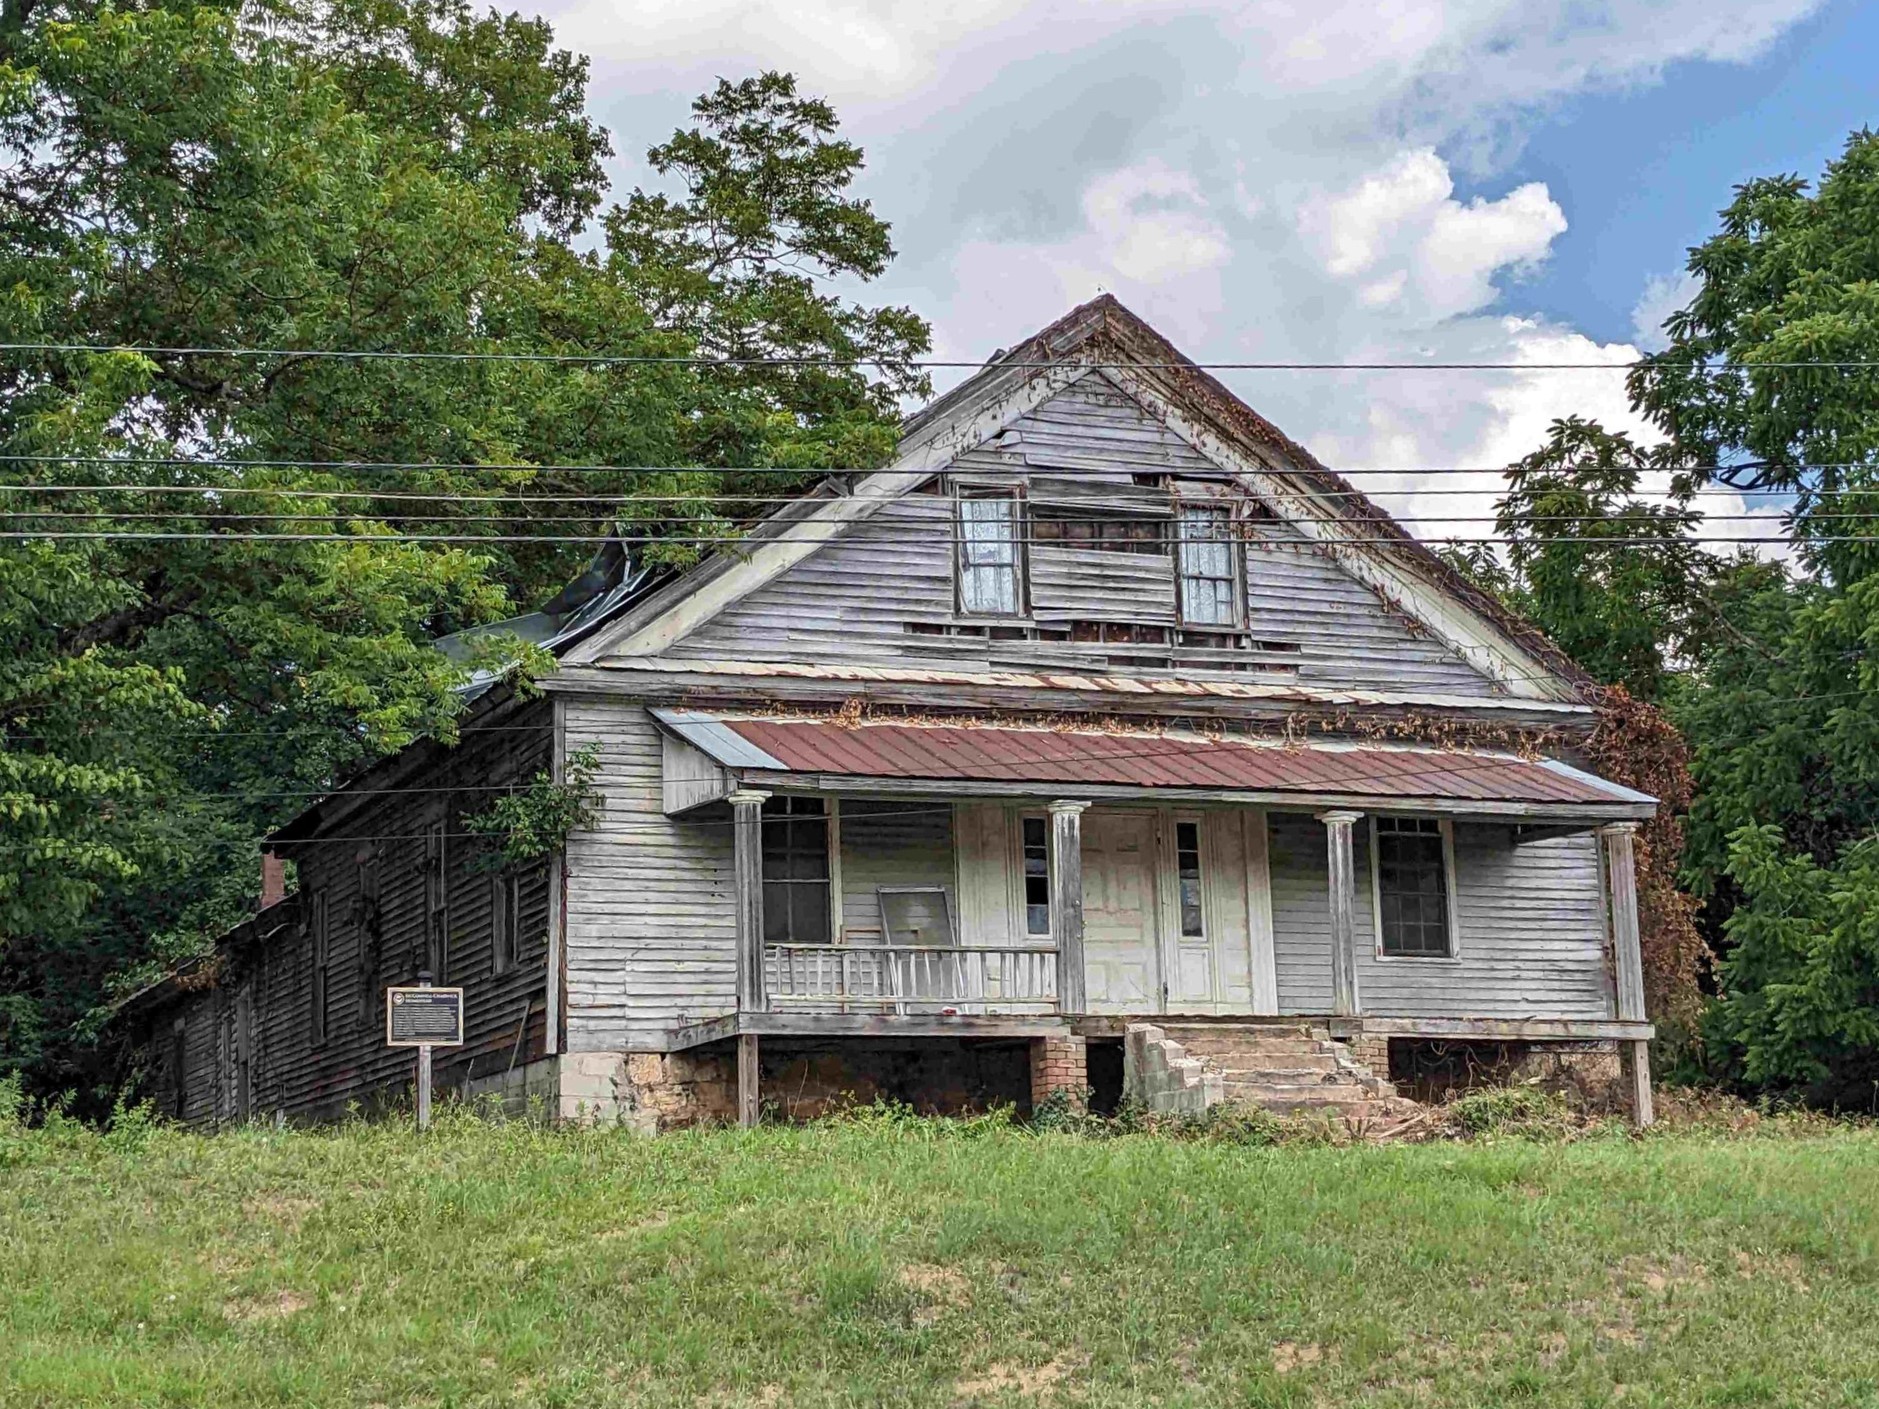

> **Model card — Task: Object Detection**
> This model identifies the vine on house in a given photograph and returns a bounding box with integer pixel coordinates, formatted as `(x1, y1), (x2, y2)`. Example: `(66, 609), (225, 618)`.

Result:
(465, 746), (604, 869)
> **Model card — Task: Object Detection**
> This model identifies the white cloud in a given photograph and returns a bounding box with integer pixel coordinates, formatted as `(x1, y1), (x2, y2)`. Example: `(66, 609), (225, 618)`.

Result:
(1299, 150), (1566, 322)
(531, 0), (1823, 557)
(1631, 271), (1702, 351)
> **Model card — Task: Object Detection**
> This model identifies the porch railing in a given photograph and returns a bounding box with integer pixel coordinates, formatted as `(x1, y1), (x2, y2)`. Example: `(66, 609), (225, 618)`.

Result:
(764, 943), (1060, 1014)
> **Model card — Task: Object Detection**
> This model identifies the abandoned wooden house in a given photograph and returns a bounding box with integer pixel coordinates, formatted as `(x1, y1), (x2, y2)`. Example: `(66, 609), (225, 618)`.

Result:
(115, 296), (1660, 1130)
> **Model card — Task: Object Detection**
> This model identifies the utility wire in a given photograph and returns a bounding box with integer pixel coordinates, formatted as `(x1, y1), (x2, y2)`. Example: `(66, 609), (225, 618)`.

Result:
(0, 530), (1847, 545)
(6, 342), (1879, 371)
(0, 509), (1852, 526)
(6, 452), (1872, 477)
(0, 481), (1861, 501)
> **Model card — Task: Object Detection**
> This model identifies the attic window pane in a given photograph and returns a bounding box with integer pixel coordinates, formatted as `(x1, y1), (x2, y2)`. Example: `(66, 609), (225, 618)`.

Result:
(958, 496), (1021, 615)
(1177, 505), (1239, 626)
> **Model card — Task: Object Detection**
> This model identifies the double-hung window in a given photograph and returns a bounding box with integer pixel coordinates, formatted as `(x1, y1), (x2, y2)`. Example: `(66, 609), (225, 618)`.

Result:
(761, 796), (832, 945)
(957, 493), (1023, 616)
(1176, 504), (1240, 627)
(1373, 817), (1456, 957)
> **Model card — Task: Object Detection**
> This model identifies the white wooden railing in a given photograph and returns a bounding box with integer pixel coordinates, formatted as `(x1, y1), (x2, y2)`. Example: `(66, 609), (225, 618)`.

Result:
(764, 944), (1060, 1014)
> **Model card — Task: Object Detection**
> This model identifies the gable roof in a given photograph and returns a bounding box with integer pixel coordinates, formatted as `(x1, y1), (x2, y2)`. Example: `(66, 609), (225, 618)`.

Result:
(566, 296), (1594, 705)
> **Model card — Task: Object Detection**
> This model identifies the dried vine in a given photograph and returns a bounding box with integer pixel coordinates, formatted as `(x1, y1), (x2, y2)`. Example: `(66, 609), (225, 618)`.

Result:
(1585, 685), (1705, 1026)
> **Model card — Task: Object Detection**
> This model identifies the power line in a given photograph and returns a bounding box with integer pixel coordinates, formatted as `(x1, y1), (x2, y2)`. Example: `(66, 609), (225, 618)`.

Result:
(7, 452), (1873, 477)
(0, 481), (1857, 501)
(0, 530), (1842, 545)
(6, 341), (1879, 371)
(1, 509), (1844, 526)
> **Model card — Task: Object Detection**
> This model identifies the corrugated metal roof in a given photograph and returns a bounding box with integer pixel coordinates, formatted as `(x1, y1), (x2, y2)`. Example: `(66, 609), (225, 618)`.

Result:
(655, 711), (1652, 809)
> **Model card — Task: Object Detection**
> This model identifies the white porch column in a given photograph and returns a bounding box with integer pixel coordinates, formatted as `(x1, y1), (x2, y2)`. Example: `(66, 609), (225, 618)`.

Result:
(730, 790), (771, 1014)
(1047, 801), (1090, 1014)
(1318, 810), (1364, 1018)
(1600, 821), (1654, 1128)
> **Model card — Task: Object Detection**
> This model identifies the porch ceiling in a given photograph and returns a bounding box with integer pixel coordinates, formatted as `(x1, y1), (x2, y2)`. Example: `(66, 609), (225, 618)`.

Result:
(651, 710), (1656, 816)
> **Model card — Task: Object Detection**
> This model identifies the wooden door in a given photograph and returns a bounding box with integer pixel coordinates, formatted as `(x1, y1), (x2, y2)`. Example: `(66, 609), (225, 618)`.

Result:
(1082, 810), (1161, 1012)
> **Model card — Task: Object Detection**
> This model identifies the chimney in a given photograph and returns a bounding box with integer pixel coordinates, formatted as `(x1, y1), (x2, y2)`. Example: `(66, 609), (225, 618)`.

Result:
(260, 851), (286, 910)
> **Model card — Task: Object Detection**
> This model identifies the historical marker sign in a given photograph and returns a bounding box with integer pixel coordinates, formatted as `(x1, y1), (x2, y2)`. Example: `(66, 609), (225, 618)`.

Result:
(386, 986), (464, 1047)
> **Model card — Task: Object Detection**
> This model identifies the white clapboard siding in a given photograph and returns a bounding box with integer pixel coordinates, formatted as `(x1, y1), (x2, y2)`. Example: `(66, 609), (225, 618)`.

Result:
(839, 799), (956, 939)
(649, 374), (1498, 697)
(563, 700), (737, 1050)
(1267, 813), (1612, 1019)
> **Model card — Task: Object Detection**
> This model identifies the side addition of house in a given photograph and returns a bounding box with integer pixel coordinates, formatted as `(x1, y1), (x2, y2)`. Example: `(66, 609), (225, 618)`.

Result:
(118, 296), (1659, 1130)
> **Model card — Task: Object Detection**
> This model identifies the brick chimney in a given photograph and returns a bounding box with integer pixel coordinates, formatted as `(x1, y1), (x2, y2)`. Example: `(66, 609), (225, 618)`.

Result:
(260, 851), (286, 910)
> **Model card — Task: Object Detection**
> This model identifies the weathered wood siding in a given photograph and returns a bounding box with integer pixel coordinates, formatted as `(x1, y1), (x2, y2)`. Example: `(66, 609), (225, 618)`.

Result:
(137, 700), (557, 1126)
(838, 800), (955, 940)
(562, 699), (737, 1050)
(1267, 813), (1611, 1019)
(649, 375), (1497, 696)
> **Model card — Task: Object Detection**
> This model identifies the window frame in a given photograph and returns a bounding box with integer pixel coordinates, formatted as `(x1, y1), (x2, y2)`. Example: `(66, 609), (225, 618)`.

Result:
(1173, 500), (1245, 629)
(490, 869), (518, 977)
(309, 888), (330, 1046)
(760, 795), (834, 946)
(1019, 813), (1051, 940)
(423, 817), (448, 981)
(1368, 815), (1462, 961)
(953, 488), (1027, 619)
(1173, 817), (1207, 940)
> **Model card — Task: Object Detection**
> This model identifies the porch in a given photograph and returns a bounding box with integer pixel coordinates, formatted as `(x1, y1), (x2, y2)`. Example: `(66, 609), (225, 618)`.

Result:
(653, 710), (1659, 1123)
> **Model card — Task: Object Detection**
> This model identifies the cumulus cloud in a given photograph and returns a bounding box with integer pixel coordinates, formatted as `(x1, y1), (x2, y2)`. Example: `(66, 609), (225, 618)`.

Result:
(1631, 271), (1702, 351)
(531, 0), (1822, 553)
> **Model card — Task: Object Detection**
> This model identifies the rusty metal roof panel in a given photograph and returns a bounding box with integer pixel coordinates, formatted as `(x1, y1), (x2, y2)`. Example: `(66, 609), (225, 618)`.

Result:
(690, 716), (1651, 808)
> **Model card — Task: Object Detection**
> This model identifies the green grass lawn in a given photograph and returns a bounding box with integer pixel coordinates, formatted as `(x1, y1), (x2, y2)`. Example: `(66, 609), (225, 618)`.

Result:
(3, 1106), (1877, 1407)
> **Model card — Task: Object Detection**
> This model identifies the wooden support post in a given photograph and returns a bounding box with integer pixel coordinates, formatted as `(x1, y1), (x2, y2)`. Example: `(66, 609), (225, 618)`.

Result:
(729, 789), (771, 1015)
(737, 1033), (760, 1129)
(1600, 821), (1654, 1128)
(1047, 801), (1089, 1015)
(1318, 810), (1363, 1018)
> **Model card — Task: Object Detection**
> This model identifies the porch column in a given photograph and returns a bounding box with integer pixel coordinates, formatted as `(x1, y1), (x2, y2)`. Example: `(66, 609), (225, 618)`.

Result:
(1047, 801), (1090, 1014)
(1318, 810), (1364, 1018)
(1600, 821), (1654, 1128)
(730, 790), (771, 1014)
(729, 789), (771, 1130)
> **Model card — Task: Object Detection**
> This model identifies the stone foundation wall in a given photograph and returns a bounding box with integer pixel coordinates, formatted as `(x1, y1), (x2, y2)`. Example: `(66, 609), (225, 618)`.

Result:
(462, 1055), (562, 1119)
(1387, 1037), (1625, 1111)
(557, 1049), (737, 1133)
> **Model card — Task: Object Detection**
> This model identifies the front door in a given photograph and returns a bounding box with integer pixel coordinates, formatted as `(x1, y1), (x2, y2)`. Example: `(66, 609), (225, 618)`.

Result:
(1082, 809), (1161, 1011)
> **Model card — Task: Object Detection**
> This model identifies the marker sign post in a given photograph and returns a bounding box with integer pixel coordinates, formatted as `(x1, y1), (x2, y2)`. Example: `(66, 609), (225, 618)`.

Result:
(387, 974), (463, 1131)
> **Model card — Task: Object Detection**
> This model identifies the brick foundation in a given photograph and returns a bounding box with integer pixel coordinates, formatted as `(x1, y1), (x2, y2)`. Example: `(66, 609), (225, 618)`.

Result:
(1029, 1035), (1088, 1112)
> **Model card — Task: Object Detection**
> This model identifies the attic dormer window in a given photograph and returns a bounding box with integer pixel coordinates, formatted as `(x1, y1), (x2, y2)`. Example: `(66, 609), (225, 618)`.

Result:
(1176, 503), (1241, 627)
(957, 492), (1022, 616)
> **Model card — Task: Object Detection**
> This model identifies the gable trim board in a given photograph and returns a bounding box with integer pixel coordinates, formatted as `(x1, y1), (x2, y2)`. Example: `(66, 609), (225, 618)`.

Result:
(567, 297), (1588, 704)
(544, 659), (1594, 730)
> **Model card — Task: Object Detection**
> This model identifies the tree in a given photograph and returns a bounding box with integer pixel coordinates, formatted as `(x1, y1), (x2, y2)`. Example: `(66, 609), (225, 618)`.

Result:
(0, 0), (928, 1099)
(1477, 130), (1879, 1098)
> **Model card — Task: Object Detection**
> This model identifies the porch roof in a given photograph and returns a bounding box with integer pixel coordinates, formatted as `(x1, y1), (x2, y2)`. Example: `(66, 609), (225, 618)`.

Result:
(652, 711), (1656, 818)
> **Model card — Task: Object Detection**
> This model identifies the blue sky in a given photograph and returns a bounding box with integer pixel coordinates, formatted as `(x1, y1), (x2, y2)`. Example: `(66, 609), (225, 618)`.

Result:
(1502, 0), (1875, 346)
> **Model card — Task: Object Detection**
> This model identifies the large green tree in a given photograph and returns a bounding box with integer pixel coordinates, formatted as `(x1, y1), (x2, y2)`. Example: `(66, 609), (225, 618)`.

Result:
(1472, 130), (1879, 1100)
(0, 0), (928, 1097)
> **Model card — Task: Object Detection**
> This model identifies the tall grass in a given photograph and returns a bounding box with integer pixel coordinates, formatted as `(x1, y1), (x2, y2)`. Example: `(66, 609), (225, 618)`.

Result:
(2, 1093), (1875, 1406)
